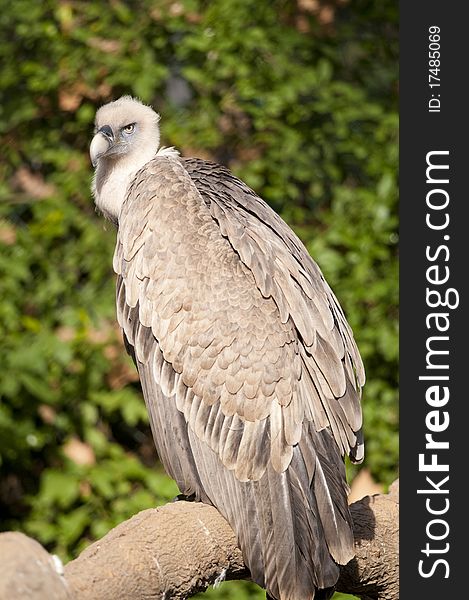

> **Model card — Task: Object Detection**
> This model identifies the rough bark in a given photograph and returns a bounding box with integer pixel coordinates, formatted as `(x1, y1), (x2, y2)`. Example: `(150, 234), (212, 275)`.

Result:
(336, 479), (399, 600)
(0, 480), (398, 600)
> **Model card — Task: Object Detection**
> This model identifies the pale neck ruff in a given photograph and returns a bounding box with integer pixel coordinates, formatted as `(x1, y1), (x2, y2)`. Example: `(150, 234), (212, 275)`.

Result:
(92, 146), (180, 224)
(93, 150), (153, 224)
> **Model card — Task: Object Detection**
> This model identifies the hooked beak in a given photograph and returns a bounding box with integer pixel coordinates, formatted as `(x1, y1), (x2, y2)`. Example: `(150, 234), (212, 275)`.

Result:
(90, 125), (114, 167)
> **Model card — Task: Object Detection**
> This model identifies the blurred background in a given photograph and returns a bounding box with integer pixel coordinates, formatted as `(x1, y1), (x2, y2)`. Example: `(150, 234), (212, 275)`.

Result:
(0, 1), (398, 598)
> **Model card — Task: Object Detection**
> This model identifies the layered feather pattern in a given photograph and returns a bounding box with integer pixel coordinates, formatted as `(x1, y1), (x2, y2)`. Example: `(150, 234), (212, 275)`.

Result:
(113, 156), (365, 599)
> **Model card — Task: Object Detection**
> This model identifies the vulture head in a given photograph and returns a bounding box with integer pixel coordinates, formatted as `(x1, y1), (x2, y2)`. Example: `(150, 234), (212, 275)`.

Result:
(90, 96), (162, 222)
(90, 96), (161, 167)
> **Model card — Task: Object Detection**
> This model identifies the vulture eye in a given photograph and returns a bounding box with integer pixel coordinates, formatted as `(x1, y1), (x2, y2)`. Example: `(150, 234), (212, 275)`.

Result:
(122, 123), (135, 134)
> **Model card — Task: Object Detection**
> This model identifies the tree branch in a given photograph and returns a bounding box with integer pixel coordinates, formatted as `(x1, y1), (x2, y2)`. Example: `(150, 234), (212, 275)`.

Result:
(0, 481), (398, 600)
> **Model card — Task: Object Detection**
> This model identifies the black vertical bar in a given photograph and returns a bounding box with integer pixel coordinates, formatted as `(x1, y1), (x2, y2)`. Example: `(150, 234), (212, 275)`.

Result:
(400, 3), (466, 597)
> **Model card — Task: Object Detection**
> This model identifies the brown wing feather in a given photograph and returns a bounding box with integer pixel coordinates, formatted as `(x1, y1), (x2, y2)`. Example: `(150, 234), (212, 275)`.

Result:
(184, 157), (365, 461)
(116, 156), (302, 478)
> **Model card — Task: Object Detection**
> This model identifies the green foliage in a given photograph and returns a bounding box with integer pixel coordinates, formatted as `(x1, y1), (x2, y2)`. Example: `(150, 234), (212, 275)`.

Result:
(0, 0), (397, 597)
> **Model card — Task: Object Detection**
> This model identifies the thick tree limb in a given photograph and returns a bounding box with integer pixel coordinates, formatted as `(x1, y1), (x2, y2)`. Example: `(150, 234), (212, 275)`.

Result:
(0, 481), (398, 600)
(0, 531), (71, 600)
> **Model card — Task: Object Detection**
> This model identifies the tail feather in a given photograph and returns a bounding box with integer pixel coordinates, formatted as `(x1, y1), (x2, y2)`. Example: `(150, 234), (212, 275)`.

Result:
(309, 427), (355, 565)
(266, 464), (313, 600)
(185, 422), (352, 600)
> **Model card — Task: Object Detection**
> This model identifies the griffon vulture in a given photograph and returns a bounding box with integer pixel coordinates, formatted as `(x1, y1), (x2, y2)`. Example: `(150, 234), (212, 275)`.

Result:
(90, 96), (365, 600)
